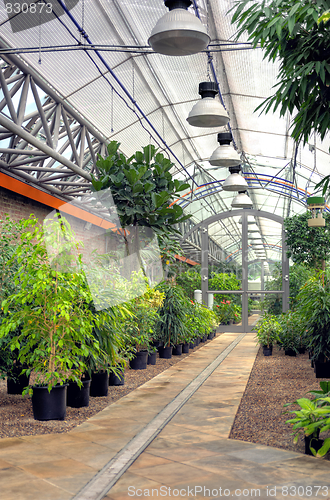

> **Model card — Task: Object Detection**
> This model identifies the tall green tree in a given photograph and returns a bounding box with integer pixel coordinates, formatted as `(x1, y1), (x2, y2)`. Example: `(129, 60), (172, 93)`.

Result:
(284, 212), (330, 270)
(91, 141), (190, 262)
(230, 0), (330, 145)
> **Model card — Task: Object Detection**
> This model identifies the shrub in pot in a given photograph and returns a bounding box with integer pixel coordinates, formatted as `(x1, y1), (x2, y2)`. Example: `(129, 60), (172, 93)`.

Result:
(296, 272), (330, 375)
(156, 281), (189, 356)
(86, 311), (131, 396)
(124, 278), (164, 369)
(254, 314), (281, 355)
(0, 215), (104, 419)
(278, 311), (304, 356)
(284, 397), (330, 457)
(0, 216), (31, 393)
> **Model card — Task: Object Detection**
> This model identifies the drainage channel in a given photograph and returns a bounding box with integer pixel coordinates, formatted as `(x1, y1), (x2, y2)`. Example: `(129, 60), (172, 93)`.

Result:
(72, 332), (247, 500)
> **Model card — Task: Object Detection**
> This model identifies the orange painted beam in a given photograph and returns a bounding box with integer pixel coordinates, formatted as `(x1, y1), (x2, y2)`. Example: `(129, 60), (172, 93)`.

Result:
(0, 172), (116, 229)
(175, 254), (198, 266)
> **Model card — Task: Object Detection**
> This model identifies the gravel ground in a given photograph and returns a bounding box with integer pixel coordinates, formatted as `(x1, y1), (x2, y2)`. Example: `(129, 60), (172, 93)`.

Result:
(230, 345), (330, 458)
(0, 339), (212, 439)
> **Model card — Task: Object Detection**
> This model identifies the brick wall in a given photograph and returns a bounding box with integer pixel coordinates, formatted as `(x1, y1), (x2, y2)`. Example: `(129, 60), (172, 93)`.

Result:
(0, 186), (107, 258)
(0, 185), (51, 222)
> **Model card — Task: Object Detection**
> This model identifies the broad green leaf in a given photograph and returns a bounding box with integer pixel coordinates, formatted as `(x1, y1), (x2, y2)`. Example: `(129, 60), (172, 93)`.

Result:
(123, 168), (139, 185)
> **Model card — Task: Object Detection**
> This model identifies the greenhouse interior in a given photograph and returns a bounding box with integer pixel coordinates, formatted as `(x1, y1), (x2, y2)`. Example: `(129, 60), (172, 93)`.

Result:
(0, 0), (330, 498)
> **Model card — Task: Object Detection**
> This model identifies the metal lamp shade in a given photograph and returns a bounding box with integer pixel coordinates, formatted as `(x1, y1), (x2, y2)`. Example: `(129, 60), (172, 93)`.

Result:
(187, 98), (229, 127)
(231, 192), (253, 208)
(222, 173), (248, 192)
(148, 8), (210, 56)
(210, 144), (241, 167)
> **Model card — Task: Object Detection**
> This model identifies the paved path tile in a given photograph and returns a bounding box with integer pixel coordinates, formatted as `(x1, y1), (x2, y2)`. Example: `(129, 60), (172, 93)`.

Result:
(0, 331), (330, 500)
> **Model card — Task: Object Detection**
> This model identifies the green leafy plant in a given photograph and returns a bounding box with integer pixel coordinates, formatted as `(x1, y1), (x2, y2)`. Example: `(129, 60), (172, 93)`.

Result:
(91, 141), (191, 260)
(176, 268), (202, 300)
(230, 0), (330, 145)
(254, 313), (281, 348)
(284, 213), (330, 271)
(278, 310), (307, 353)
(0, 215), (104, 393)
(124, 277), (164, 354)
(284, 397), (330, 457)
(156, 281), (189, 347)
(296, 272), (330, 362)
(209, 273), (241, 305)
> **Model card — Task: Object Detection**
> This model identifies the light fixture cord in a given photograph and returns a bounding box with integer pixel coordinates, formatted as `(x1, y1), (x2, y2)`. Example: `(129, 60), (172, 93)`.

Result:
(162, 108), (165, 139)
(81, 0), (85, 44)
(132, 58), (135, 111)
(111, 85), (114, 133)
(38, 8), (42, 64)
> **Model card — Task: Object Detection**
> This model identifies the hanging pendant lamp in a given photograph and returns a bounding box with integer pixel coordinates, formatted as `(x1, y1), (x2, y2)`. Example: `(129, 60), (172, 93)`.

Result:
(231, 191), (253, 208)
(187, 82), (229, 127)
(210, 133), (240, 167)
(222, 166), (248, 192)
(148, 0), (210, 56)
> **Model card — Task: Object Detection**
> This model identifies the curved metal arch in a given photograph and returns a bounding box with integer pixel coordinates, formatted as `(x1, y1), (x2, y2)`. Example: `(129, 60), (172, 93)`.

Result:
(178, 181), (308, 212)
(182, 209), (284, 241)
(190, 208), (289, 333)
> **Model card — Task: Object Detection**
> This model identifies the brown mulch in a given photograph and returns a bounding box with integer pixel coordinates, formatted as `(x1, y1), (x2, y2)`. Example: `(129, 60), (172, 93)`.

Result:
(229, 345), (330, 458)
(0, 340), (212, 439)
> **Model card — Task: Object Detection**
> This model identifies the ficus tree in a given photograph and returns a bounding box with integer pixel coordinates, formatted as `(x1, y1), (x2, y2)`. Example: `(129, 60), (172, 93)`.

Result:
(230, 0), (330, 146)
(284, 212), (330, 271)
(91, 141), (191, 264)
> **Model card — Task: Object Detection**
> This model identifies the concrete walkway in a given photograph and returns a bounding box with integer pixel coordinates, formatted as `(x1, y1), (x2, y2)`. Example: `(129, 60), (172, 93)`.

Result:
(1, 332), (330, 500)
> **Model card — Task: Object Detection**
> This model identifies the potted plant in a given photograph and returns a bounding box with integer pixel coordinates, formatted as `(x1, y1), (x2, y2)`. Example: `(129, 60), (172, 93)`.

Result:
(0, 215), (103, 420)
(284, 397), (330, 456)
(124, 277), (164, 370)
(156, 281), (188, 358)
(254, 314), (281, 356)
(296, 272), (330, 376)
(278, 310), (306, 356)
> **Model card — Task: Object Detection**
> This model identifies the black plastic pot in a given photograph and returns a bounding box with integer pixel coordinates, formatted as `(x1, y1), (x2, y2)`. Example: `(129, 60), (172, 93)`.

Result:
(201, 335), (207, 342)
(147, 351), (157, 365)
(7, 372), (30, 395)
(151, 340), (163, 353)
(182, 343), (189, 353)
(32, 384), (67, 421)
(129, 350), (148, 370)
(304, 434), (323, 455)
(207, 332), (213, 340)
(262, 345), (273, 357)
(67, 379), (90, 408)
(158, 346), (172, 359)
(194, 337), (200, 347)
(285, 348), (296, 356)
(189, 342), (195, 349)
(109, 370), (125, 386)
(298, 347), (306, 354)
(314, 361), (330, 378)
(172, 344), (183, 356)
(90, 371), (109, 397)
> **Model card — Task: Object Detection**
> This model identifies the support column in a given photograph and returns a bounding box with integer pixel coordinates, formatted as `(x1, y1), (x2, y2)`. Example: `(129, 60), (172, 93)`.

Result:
(201, 225), (208, 306)
(282, 226), (290, 312)
(242, 212), (248, 332)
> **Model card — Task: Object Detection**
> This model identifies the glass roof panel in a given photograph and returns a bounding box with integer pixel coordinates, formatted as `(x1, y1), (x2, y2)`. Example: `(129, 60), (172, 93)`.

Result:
(0, 0), (329, 263)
